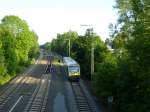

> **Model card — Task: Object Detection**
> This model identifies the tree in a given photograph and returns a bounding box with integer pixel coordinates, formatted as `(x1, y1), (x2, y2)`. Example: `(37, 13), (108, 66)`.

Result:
(92, 52), (119, 98)
(0, 15), (39, 83)
(108, 0), (150, 111)
(1, 15), (39, 66)
(1, 30), (17, 74)
(0, 39), (6, 76)
(42, 42), (51, 51)
(28, 31), (39, 59)
(51, 31), (78, 56)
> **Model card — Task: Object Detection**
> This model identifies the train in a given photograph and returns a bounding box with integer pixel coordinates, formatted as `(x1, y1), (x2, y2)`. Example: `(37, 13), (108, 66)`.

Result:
(63, 57), (80, 81)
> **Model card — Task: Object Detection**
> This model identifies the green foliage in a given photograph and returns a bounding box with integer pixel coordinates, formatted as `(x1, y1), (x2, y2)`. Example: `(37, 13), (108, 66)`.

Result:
(0, 40), (6, 76)
(99, 0), (150, 111)
(28, 31), (39, 59)
(51, 29), (108, 80)
(93, 53), (119, 97)
(2, 36), (17, 74)
(71, 35), (92, 79)
(0, 74), (11, 85)
(0, 15), (39, 85)
(51, 31), (78, 56)
(41, 42), (51, 51)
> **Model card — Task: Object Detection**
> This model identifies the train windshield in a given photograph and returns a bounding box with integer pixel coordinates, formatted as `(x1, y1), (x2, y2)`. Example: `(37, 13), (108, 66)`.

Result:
(68, 66), (79, 72)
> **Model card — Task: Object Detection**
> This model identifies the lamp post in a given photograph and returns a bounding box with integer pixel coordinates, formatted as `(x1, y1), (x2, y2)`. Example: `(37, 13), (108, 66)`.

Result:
(80, 24), (94, 80)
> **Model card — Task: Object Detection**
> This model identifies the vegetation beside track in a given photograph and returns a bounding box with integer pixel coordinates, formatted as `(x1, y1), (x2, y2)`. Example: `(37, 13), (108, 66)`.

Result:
(0, 15), (39, 85)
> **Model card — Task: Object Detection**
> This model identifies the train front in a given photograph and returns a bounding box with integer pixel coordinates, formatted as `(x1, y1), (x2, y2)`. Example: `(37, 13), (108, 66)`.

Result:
(68, 65), (80, 81)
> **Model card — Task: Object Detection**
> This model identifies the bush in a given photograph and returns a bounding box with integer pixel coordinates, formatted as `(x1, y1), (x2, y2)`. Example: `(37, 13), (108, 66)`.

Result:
(0, 74), (11, 85)
(92, 53), (119, 102)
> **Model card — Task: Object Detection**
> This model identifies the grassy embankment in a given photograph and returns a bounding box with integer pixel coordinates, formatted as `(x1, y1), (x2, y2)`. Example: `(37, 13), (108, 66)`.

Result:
(0, 54), (39, 86)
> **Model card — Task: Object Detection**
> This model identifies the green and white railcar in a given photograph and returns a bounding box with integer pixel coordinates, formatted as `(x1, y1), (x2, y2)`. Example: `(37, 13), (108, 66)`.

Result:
(63, 57), (80, 81)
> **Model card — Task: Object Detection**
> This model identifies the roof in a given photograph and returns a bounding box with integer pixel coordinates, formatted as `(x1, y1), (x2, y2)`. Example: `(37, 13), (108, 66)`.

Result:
(63, 57), (79, 66)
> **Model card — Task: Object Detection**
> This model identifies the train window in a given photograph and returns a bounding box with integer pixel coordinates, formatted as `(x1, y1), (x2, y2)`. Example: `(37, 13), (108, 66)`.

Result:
(69, 66), (79, 72)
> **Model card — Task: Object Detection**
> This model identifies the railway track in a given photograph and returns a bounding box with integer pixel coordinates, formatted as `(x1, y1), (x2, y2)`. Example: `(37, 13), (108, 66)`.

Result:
(0, 54), (48, 112)
(24, 53), (52, 112)
(0, 56), (40, 100)
(71, 82), (97, 112)
(0, 73), (36, 111)
(23, 74), (50, 112)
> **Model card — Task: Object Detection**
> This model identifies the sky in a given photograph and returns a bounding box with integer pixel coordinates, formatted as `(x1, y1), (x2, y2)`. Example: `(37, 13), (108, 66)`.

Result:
(0, 0), (118, 45)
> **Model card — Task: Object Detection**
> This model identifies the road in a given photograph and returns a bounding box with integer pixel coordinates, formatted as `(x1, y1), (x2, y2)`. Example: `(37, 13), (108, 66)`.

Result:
(0, 52), (101, 112)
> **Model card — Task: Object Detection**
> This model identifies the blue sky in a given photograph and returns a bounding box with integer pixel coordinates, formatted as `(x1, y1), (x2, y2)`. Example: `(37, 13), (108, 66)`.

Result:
(0, 0), (117, 45)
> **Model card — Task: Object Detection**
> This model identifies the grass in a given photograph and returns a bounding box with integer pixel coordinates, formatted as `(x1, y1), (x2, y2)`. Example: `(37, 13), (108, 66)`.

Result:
(0, 59), (34, 86)
(0, 65), (29, 86)
(0, 75), (12, 86)
(0, 53), (40, 86)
